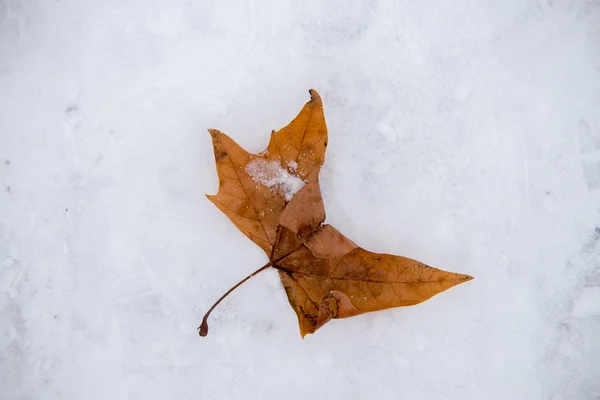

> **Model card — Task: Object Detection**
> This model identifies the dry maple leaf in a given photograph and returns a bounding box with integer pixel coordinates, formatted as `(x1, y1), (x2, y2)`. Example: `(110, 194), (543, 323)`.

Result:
(200, 89), (473, 338)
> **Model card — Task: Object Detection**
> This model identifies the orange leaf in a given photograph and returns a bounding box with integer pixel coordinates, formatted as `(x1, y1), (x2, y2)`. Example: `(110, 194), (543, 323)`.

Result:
(200, 89), (473, 338)
(206, 89), (326, 255)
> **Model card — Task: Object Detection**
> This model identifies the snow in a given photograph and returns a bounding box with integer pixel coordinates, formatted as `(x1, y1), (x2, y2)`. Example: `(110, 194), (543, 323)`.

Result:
(1, 1), (600, 399)
(245, 158), (305, 201)
(572, 287), (600, 318)
(287, 160), (298, 172)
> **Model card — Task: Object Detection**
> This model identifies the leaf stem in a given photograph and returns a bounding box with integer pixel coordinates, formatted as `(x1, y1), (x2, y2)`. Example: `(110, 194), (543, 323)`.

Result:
(198, 261), (273, 337)
(198, 242), (299, 338)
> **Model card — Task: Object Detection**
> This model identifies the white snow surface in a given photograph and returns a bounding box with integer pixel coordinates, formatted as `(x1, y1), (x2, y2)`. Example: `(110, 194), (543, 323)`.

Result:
(1, 1), (600, 399)
(245, 158), (305, 201)
(572, 287), (600, 318)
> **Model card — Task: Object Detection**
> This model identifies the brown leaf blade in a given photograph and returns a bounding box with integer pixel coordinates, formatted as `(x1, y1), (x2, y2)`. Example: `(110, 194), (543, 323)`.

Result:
(206, 129), (282, 253)
(279, 181), (326, 241)
(206, 90), (328, 255)
(266, 89), (327, 182)
(276, 229), (473, 337)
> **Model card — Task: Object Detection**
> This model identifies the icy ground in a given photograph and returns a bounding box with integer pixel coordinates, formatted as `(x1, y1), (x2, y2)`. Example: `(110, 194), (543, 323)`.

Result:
(1, 1), (600, 399)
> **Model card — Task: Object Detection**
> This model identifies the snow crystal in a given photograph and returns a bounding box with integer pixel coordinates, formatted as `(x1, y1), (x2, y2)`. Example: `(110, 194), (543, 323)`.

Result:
(245, 159), (305, 201)
(287, 160), (298, 171)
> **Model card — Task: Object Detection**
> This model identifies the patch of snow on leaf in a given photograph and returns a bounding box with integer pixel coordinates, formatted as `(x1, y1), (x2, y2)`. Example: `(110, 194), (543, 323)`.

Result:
(245, 159), (305, 201)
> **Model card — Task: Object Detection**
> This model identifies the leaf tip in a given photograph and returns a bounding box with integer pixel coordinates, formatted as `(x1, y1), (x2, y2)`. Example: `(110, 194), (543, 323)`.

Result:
(299, 328), (312, 339)
(205, 194), (217, 204)
(308, 89), (322, 106)
(207, 130), (228, 161)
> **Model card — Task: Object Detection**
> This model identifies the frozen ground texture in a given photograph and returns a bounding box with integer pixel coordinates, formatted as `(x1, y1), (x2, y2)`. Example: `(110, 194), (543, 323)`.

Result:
(1, 1), (600, 399)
